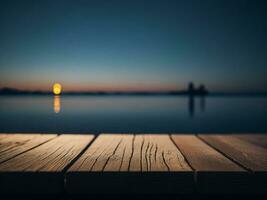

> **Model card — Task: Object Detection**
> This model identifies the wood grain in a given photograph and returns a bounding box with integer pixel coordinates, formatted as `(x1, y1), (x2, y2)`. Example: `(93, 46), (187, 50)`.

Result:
(198, 134), (267, 194)
(0, 134), (57, 163)
(66, 134), (194, 194)
(0, 134), (38, 153)
(171, 135), (251, 194)
(0, 134), (94, 194)
(0, 133), (266, 195)
(233, 134), (267, 149)
(198, 135), (267, 171)
(69, 134), (191, 172)
(171, 135), (243, 171)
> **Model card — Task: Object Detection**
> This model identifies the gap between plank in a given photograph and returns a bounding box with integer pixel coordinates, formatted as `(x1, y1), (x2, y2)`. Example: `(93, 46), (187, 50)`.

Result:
(196, 135), (251, 172)
(0, 135), (58, 165)
(62, 134), (98, 191)
(168, 134), (197, 193)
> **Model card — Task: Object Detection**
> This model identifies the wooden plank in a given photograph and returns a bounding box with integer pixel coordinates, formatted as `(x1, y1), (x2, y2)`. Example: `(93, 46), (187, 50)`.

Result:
(72, 134), (190, 172)
(171, 135), (252, 194)
(198, 134), (267, 193)
(171, 135), (243, 171)
(198, 135), (267, 171)
(0, 134), (8, 141)
(233, 134), (267, 149)
(0, 134), (57, 163)
(0, 134), (37, 153)
(66, 134), (194, 194)
(0, 134), (94, 194)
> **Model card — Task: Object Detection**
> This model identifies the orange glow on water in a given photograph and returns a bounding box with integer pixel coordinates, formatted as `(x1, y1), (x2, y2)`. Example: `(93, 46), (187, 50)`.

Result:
(53, 83), (62, 95)
(54, 95), (61, 113)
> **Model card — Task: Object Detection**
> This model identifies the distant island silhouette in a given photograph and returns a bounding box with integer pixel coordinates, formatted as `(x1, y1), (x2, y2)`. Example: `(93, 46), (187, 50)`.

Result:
(0, 83), (266, 96)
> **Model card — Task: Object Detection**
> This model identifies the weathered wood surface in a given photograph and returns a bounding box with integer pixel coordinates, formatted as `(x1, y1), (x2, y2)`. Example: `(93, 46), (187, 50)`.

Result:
(198, 135), (267, 171)
(69, 134), (191, 172)
(0, 134), (57, 163)
(0, 134), (42, 155)
(0, 133), (266, 195)
(234, 134), (267, 149)
(171, 135), (250, 193)
(171, 135), (243, 171)
(66, 134), (193, 194)
(198, 134), (267, 193)
(0, 134), (94, 194)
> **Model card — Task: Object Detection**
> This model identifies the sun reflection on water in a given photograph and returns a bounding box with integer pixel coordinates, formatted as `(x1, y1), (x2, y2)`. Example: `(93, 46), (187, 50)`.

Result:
(54, 95), (61, 113)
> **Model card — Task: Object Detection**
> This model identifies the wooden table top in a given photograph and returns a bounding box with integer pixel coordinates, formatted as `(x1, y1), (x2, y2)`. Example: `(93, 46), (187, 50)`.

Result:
(0, 133), (266, 195)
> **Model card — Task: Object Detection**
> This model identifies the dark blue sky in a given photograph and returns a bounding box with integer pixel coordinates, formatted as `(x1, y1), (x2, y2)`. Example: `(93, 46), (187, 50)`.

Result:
(0, 0), (266, 92)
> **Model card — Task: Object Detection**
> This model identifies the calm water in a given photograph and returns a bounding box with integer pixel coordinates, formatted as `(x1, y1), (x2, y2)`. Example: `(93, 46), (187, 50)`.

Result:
(0, 95), (267, 134)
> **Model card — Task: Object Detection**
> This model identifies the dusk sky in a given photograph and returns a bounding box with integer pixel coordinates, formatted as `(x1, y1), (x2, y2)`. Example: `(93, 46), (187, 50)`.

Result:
(0, 0), (266, 92)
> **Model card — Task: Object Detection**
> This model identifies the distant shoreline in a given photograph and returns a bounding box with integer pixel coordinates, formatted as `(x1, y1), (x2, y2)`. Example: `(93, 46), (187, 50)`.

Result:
(0, 88), (267, 97)
(0, 92), (267, 97)
(0, 87), (207, 96)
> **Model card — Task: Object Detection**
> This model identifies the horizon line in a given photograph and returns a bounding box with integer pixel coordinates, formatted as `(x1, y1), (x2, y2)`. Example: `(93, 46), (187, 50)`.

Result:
(1, 86), (267, 96)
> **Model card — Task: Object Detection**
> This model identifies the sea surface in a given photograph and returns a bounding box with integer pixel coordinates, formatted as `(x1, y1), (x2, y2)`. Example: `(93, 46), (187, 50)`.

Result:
(0, 95), (266, 134)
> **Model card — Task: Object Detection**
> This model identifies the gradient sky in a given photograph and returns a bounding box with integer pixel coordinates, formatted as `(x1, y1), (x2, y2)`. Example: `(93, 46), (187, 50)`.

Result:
(0, 0), (266, 92)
